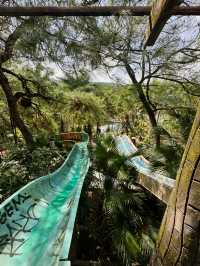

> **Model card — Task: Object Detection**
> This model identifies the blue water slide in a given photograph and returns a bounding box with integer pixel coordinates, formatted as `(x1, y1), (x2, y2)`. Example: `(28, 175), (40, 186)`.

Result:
(115, 135), (175, 188)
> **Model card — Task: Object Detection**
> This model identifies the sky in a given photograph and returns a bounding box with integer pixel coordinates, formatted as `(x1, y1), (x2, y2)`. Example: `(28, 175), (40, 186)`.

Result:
(51, 6), (200, 84)
(53, 64), (125, 84)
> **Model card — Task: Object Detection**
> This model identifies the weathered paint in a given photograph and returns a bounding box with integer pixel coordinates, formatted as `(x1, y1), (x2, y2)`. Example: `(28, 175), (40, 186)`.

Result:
(0, 133), (89, 266)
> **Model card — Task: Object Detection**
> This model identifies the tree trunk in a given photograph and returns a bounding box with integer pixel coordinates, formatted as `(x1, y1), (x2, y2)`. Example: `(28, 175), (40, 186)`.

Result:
(151, 103), (200, 265)
(135, 83), (160, 146)
(60, 117), (65, 133)
(125, 64), (160, 146)
(0, 68), (34, 146)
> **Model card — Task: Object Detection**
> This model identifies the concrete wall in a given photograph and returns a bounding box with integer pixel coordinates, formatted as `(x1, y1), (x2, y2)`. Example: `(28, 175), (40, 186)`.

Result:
(137, 172), (175, 204)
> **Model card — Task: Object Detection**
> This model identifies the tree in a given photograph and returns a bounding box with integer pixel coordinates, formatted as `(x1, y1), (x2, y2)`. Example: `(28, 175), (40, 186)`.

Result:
(62, 8), (199, 146)
(65, 90), (107, 130)
(0, 15), (60, 145)
(0, 18), (35, 145)
(0, 1), (100, 146)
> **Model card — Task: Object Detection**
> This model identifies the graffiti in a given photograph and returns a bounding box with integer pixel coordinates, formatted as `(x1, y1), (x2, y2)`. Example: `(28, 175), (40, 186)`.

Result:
(0, 194), (40, 257)
(0, 193), (31, 225)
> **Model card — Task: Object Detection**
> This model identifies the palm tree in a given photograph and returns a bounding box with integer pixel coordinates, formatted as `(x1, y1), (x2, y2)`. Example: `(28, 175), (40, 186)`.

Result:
(93, 135), (157, 265)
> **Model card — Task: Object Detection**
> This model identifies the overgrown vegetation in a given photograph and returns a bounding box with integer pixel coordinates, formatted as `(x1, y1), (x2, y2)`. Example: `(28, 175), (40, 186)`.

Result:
(0, 136), (66, 203)
(0, 0), (199, 265)
(75, 136), (164, 265)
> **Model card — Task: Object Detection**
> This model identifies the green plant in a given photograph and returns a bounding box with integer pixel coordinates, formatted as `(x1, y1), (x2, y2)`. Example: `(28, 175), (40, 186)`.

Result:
(0, 159), (28, 201)
(92, 135), (158, 265)
(0, 143), (66, 203)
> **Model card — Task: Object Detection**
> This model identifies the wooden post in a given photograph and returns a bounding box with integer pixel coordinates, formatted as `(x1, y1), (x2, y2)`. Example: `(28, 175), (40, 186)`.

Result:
(152, 103), (200, 265)
(145, 0), (181, 47)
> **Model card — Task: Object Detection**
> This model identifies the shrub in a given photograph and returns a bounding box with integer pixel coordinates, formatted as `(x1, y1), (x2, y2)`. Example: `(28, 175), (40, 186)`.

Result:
(0, 144), (66, 202)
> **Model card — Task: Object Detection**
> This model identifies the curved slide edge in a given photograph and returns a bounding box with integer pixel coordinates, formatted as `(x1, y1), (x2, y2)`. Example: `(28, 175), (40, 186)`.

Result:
(115, 135), (175, 204)
(0, 132), (89, 266)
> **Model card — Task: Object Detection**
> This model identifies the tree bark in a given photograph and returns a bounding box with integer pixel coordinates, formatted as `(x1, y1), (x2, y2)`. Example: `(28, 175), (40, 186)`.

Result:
(0, 68), (34, 146)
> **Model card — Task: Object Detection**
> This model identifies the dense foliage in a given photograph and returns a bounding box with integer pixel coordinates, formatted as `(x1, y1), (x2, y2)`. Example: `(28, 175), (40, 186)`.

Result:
(76, 136), (164, 265)
(0, 1), (199, 265)
(0, 137), (66, 203)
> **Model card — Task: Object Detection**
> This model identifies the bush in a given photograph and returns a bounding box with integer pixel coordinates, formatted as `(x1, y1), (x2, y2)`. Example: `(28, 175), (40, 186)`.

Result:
(0, 144), (66, 203)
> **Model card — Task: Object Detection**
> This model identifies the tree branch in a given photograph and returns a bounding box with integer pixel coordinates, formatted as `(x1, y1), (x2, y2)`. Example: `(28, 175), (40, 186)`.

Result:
(0, 17), (34, 64)
(2, 67), (56, 102)
(155, 106), (194, 111)
(152, 75), (200, 97)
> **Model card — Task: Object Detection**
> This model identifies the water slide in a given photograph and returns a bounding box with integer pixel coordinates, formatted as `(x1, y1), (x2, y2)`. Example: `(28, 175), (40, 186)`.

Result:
(0, 133), (89, 266)
(115, 135), (175, 202)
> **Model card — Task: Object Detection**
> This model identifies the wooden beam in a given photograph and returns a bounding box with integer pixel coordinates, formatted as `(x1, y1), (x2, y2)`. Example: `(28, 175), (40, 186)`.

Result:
(172, 6), (200, 16)
(0, 6), (151, 16)
(0, 6), (200, 17)
(145, 0), (181, 47)
(1, 6), (200, 17)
